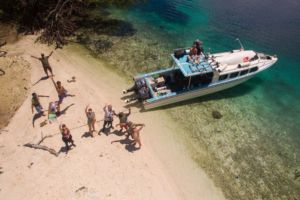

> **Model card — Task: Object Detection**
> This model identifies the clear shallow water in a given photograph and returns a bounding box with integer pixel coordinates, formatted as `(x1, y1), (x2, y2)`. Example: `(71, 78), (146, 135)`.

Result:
(83, 0), (300, 199)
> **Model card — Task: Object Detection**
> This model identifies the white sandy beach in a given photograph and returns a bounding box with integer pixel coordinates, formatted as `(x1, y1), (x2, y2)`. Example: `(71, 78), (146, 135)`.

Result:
(0, 36), (225, 200)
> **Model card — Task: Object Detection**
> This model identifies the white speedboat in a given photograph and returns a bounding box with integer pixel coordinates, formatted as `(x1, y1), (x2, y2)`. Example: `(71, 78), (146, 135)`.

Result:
(123, 46), (277, 110)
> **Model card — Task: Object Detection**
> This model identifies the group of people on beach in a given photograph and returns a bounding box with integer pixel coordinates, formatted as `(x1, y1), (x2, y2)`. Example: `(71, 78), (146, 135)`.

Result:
(31, 51), (145, 153)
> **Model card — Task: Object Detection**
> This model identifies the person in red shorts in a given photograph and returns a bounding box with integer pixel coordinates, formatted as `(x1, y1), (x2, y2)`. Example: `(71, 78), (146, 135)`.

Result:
(115, 108), (131, 134)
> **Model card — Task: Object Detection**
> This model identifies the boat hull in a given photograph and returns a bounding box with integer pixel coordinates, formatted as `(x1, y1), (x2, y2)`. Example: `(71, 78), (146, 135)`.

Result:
(143, 75), (253, 110)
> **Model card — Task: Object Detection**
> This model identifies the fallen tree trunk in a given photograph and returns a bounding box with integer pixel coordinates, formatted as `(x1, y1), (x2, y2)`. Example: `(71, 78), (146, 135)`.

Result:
(24, 143), (59, 157)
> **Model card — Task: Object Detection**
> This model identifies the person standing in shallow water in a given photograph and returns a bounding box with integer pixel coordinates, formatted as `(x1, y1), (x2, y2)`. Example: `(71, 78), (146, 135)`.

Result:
(59, 124), (76, 152)
(31, 51), (54, 78)
(85, 105), (96, 137)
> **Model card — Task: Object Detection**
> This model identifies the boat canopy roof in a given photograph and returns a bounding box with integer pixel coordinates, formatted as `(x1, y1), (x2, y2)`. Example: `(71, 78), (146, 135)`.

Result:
(171, 54), (213, 77)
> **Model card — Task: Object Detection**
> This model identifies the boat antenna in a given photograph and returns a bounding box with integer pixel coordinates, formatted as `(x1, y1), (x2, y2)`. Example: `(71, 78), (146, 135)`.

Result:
(236, 38), (245, 50)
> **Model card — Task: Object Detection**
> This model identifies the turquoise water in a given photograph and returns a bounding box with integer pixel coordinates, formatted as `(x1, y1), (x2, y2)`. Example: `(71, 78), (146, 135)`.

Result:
(82, 0), (300, 199)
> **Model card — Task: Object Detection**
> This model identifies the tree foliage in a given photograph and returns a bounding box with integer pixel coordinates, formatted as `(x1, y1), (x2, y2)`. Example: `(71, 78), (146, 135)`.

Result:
(0, 0), (142, 48)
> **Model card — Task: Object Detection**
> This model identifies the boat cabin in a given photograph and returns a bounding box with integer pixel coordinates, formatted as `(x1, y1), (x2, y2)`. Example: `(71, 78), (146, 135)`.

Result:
(136, 51), (215, 103)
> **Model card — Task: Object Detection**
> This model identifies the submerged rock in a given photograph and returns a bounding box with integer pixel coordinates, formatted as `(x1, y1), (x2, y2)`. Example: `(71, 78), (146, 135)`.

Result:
(94, 39), (112, 54)
(212, 110), (223, 119)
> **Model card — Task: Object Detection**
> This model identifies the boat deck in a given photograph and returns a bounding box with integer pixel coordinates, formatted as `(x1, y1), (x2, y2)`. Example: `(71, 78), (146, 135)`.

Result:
(171, 54), (213, 77)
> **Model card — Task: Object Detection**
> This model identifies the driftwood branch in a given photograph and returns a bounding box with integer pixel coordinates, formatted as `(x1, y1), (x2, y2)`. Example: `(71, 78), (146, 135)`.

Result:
(24, 132), (59, 157)
(24, 143), (59, 157)
(37, 132), (54, 145)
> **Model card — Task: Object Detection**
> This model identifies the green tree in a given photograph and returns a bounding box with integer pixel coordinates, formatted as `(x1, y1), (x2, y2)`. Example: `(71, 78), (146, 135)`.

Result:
(0, 0), (143, 48)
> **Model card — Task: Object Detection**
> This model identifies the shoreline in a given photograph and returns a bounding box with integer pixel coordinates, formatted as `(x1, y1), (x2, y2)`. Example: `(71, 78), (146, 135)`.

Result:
(0, 36), (225, 200)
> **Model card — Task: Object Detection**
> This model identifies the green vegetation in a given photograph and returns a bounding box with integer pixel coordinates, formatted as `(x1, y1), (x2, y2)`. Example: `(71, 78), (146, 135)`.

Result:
(0, 0), (143, 48)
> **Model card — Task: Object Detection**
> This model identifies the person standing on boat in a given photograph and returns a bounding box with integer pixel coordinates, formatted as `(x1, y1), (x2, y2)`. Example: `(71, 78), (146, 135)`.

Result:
(31, 51), (54, 78)
(188, 45), (200, 64)
(194, 39), (204, 55)
(100, 104), (115, 134)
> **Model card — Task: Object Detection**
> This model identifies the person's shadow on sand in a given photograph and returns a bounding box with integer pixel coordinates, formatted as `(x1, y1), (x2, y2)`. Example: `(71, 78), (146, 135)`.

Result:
(81, 132), (93, 138)
(111, 129), (126, 137)
(32, 113), (44, 127)
(98, 127), (114, 136)
(58, 146), (68, 154)
(60, 103), (75, 115)
(111, 137), (140, 153)
(58, 146), (76, 155)
(32, 76), (49, 86)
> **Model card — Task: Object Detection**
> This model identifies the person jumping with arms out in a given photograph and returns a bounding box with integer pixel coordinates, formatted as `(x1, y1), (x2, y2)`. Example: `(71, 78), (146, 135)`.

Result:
(115, 108), (131, 133)
(59, 123), (76, 152)
(85, 105), (96, 137)
(100, 104), (115, 134)
(127, 122), (145, 149)
(51, 77), (75, 113)
(31, 92), (49, 116)
(31, 51), (54, 78)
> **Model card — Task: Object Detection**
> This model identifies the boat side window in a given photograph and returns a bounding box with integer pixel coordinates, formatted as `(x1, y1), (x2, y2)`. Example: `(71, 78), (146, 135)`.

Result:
(249, 66), (258, 73)
(219, 74), (228, 81)
(240, 69), (249, 76)
(229, 72), (239, 78)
